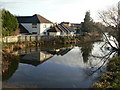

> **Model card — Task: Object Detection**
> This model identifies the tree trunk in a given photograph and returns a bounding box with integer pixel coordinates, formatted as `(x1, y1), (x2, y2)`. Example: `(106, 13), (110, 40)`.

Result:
(118, 22), (120, 49)
(118, 2), (120, 55)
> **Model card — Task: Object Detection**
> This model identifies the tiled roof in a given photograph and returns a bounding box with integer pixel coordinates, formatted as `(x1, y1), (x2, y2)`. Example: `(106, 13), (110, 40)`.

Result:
(57, 24), (68, 33)
(63, 24), (75, 32)
(47, 24), (75, 33)
(47, 26), (61, 32)
(36, 14), (52, 23)
(17, 14), (52, 23)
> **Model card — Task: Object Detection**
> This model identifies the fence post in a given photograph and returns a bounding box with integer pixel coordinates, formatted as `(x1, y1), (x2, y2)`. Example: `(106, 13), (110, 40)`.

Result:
(30, 35), (31, 41)
(36, 35), (38, 41)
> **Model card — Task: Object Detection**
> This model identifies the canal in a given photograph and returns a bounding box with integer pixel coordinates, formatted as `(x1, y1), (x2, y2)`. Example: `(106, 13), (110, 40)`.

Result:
(2, 41), (114, 88)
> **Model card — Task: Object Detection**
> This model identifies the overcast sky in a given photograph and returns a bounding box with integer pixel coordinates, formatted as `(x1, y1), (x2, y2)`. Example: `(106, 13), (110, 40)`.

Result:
(0, 0), (119, 23)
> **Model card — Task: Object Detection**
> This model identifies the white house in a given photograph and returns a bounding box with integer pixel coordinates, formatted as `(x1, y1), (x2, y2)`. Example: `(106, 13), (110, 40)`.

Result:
(17, 14), (53, 35)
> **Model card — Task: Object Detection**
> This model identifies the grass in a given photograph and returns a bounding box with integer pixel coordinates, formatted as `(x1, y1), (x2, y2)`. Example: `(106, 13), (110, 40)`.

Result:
(92, 56), (120, 88)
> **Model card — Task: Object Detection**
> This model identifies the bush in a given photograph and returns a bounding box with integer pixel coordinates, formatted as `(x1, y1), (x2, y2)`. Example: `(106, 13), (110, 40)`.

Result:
(93, 56), (120, 88)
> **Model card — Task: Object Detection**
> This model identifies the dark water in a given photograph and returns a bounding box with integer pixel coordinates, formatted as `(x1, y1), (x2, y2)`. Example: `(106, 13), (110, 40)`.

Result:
(3, 41), (113, 88)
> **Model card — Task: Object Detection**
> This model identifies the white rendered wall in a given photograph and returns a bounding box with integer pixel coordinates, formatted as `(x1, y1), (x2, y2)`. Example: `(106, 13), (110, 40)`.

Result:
(21, 23), (53, 35)
(56, 32), (60, 35)
(40, 23), (53, 35)
(49, 32), (60, 36)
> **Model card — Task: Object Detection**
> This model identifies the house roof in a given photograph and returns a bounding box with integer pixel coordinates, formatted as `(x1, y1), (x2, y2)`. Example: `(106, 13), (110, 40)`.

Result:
(17, 14), (53, 23)
(36, 14), (53, 23)
(47, 48), (72, 56)
(57, 24), (68, 33)
(47, 24), (75, 33)
(47, 26), (61, 32)
(61, 22), (70, 24)
(63, 24), (75, 32)
(19, 24), (29, 33)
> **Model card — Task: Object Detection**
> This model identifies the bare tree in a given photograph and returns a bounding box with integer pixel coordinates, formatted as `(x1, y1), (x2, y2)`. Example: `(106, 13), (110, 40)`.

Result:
(98, 3), (120, 55)
(98, 7), (118, 27)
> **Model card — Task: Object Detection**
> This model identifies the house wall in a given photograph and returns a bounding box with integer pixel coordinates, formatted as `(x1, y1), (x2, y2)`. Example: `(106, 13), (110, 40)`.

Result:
(21, 23), (40, 35)
(49, 32), (60, 36)
(40, 23), (53, 35)
(40, 52), (53, 62)
(70, 32), (74, 35)
(21, 52), (53, 62)
(21, 23), (53, 35)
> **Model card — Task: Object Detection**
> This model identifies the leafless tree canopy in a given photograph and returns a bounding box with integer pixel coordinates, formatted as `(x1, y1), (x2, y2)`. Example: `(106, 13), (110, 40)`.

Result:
(98, 4), (120, 52)
(98, 6), (118, 29)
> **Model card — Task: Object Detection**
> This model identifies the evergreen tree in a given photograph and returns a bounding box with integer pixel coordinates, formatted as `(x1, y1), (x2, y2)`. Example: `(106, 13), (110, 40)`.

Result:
(81, 11), (93, 33)
(2, 9), (19, 36)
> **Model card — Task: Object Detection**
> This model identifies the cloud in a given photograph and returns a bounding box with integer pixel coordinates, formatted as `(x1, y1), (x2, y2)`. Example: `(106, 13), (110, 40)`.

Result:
(1, 0), (120, 23)
(0, 1), (23, 8)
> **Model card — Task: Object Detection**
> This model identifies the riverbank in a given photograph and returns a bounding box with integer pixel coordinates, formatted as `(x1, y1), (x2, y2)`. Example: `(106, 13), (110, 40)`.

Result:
(92, 56), (120, 88)
(2, 33), (102, 79)
(2, 36), (78, 53)
(2, 33), (102, 53)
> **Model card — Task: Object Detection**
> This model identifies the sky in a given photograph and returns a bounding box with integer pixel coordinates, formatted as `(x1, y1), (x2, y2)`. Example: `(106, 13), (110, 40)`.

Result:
(0, 0), (119, 23)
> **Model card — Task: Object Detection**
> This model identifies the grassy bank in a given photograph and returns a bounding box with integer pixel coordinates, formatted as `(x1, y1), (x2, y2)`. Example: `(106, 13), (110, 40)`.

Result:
(92, 56), (120, 88)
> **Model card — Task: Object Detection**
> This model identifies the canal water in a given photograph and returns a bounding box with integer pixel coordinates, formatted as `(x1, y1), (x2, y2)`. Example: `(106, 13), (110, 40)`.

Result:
(3, 41), (114, 88)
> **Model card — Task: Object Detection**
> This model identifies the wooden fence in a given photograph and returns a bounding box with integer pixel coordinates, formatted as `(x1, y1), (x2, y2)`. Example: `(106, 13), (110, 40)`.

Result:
(2, 34), (79, 43)
(2, 35), (41, 43)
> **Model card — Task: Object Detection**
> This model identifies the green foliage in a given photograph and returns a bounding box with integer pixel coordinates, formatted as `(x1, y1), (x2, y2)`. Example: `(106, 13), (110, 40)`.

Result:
(2, 9), (19, 36)
(77, 11), (106, 34)
(93, 56), (120, 88)
(81, 11), (94, 33)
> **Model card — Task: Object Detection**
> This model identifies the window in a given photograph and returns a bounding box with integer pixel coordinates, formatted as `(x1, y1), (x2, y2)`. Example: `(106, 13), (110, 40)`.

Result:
(32, 32), (37, 34)
(43, 32), (46, 35)
(32, 23), (37, 28)
(43, 24), (46, 28)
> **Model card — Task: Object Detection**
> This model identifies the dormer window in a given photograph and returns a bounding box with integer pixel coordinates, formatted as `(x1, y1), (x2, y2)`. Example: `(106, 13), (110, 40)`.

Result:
(32, 23), (37, 28)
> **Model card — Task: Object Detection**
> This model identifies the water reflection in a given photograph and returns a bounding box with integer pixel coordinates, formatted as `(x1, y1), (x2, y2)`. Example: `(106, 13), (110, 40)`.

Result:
(79, 42), (93, 63)
(2, 46), (74, 81)
(20, 51), (53, 66)
(2, 55), (19, 81)
(19, 46), (73, 66)
(3, 41), (113, 88)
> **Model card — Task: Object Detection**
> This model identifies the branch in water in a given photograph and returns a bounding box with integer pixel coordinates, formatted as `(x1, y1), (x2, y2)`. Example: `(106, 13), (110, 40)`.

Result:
(88, 51), (115, 76)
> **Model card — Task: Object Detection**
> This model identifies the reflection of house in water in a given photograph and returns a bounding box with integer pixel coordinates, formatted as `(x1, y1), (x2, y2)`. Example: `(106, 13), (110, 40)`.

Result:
(19, 47), (73, 66)
(20, 51), (53, 66)
(47, 48), (72, 56)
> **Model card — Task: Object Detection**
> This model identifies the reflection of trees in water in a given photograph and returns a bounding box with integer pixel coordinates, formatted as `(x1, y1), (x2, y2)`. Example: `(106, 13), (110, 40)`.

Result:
(2, 53), (19, 81)
(83, 41), (118, 76)
(78, 42), (93, 63)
